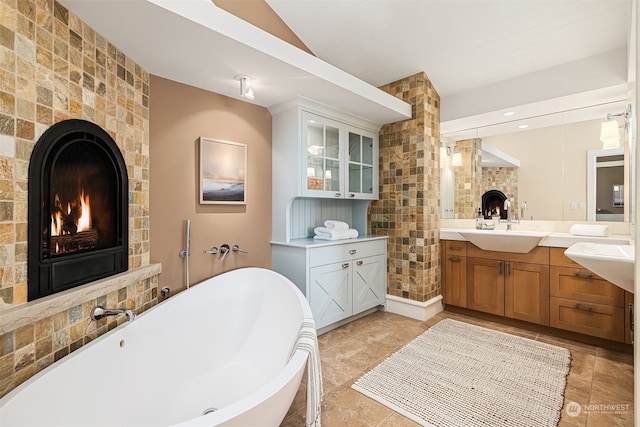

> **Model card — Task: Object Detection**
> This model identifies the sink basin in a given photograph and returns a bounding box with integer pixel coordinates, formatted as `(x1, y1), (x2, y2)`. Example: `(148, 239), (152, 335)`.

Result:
(458, 229), (550, 253)
(564, 242), (635, 294)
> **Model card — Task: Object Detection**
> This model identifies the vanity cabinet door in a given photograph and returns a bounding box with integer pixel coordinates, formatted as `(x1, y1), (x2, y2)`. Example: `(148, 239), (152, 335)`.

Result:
(505, 262), (549, 325)
(444, 254), (467, 307)
(467, 257), (504, 316)
(352, 254), (386, 313)
(309, 261), (352, 329)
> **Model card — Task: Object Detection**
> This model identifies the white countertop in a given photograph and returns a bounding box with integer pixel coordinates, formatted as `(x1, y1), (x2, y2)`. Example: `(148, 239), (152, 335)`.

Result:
(440, 227), (631, 248)
(271, 235), (388, 248)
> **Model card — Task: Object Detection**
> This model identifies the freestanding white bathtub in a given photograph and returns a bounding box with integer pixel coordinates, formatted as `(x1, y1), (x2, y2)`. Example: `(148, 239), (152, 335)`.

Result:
(0, 268), (314, 427)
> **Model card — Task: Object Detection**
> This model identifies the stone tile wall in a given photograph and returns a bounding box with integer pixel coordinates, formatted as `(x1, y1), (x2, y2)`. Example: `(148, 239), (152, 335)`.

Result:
(0, 0), (154, 398)
(452, 139), (482, 218)
(370, 72), (440, 303)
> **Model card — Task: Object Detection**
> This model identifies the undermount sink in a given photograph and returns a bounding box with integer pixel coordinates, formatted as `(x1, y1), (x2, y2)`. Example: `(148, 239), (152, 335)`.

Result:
(565, 242), (635, 294)
(458, 229), (550, 253)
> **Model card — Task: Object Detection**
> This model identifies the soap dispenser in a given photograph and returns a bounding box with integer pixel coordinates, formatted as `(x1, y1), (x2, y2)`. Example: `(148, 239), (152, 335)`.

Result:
(475, 208), (484, 230)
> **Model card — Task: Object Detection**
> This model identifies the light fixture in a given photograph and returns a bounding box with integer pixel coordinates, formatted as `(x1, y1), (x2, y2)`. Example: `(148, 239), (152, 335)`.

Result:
(600, 105), (631, 150)
(600, 119), (620, 149)
(235, 74), (255, 100)
(517, 124), (529, 129)
(503, 111), (515, 117)
(451, 147), (462, 167)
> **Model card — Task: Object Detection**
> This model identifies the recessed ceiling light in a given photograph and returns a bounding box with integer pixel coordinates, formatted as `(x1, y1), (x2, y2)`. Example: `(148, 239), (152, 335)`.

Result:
(518, 124), (529, 129)
(503, 112), (515, 116)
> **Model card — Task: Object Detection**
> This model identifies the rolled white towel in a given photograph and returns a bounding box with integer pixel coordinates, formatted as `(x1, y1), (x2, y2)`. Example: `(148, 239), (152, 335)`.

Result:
(324, 220), (349, 230)
(313, 227), (359, 240)
(570, 224), (610, 237)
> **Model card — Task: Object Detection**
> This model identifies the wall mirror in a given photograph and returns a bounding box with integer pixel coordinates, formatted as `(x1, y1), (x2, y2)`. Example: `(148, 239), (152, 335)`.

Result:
(440, 97), (634, 223)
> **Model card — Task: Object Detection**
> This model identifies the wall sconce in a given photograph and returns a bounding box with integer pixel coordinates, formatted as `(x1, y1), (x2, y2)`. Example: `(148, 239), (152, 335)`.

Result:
(235, 74), (255, 100)
(451, 147), (462, 167)
(325, 169), (332, 180)
(440, 145), (451, 164)
(601, 104), (631, 150)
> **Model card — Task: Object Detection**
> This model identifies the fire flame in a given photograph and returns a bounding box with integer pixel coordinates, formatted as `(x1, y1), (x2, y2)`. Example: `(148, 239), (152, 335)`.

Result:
(51, 191), (92, 236)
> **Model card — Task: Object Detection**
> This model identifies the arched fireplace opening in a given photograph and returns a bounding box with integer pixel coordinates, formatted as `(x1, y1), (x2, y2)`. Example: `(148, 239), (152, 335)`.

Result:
(28, 119), (128, 301)
(482, 189), (507, 219)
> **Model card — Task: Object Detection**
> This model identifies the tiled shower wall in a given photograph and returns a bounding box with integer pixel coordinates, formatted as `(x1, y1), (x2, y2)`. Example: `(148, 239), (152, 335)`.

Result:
(370, 72), (441, 303)
(0, 0), (155, 397)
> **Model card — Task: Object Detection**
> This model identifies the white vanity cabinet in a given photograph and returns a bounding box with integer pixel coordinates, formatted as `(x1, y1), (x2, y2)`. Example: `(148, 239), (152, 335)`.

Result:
(272, 237), (387, 332)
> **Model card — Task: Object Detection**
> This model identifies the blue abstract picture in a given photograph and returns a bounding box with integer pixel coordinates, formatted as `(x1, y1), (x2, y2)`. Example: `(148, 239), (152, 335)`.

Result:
(199, 137), (246, 204)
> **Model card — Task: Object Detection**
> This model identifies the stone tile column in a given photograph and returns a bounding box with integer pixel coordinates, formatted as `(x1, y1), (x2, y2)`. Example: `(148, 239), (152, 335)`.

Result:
(369, 72), (441, 302)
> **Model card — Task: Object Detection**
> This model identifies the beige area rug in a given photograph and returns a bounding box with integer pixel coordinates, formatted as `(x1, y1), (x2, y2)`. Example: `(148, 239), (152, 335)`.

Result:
(352, 319), (571, 427)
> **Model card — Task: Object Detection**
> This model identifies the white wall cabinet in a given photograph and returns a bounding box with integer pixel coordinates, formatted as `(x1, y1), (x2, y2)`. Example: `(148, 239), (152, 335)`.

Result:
(271, 98), (381, 242)
(272, 237), (387, 332)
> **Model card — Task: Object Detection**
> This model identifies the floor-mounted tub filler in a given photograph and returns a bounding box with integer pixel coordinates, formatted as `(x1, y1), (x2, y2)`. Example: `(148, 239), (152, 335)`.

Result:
(0, 268), (322, 427)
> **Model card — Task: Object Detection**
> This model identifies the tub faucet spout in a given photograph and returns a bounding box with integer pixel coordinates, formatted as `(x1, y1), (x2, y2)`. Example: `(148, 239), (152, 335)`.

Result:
(91, 306), (136, 322)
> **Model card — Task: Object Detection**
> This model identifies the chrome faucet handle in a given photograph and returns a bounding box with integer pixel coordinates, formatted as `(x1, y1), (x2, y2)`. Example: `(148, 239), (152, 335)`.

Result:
(204, 246), (218, 255)
(219, 244), (230, 261)
(232, 244), (248, 254)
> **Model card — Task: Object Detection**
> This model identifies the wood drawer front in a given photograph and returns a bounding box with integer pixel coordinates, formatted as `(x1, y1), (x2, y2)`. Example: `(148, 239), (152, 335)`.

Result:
(309, 240), (386, 267)
(550, 297), (624, 342)
(445, 241), (467, 257)
(466, 244), (549, 264)
(550, 266), (624, 307)
(550, 247), (580, 267)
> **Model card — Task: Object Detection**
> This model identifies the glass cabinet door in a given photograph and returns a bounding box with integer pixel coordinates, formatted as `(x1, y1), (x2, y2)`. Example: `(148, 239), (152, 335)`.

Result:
(303, 112), (343, 197)
(347, 128), (377, 199)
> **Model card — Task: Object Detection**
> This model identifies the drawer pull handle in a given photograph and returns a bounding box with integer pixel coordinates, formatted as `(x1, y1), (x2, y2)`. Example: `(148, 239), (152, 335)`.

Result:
(356, 260), (363, 266)
(449, 257), (461, 262)
(574, 303), (595, 312)
(574, 272), (595, 279)
(334, 193), (342, 198)
(342, 263), (350, 269)
(498, 260), (502, 276)
(449, 246), (463, 251)
(349, 249), (357, 255)
(506, 261), (510, 276)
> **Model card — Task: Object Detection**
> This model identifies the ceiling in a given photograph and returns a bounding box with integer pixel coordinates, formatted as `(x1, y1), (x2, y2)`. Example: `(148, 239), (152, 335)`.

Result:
(266, 0), (634, 135)
(60, 0), (634, 133)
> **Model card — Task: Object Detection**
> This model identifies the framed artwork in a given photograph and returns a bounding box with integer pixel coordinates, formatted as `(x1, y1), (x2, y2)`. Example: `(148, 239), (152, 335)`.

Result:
(199, 137), (247, 204)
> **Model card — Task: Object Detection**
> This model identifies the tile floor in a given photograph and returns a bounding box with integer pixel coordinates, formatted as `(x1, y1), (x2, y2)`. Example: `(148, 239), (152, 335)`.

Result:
(281, 310), (634, 427)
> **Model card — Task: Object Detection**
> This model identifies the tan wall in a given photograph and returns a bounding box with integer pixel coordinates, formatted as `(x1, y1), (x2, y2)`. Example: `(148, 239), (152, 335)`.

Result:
(149, 76), (272, 292)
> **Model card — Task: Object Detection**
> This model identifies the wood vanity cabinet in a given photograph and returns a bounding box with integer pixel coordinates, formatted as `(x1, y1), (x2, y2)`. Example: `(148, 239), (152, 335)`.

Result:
(441, 241), (629, 343)
(549, 248), (625, 342)
(467, 245), (549, 324)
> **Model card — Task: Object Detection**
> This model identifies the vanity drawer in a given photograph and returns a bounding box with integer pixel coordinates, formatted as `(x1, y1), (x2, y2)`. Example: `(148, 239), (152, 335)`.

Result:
(550, 266), (624, 307)
(445, 241), (467, 257)
(550, 297), (624, 342)
(309, 239), (386, 267)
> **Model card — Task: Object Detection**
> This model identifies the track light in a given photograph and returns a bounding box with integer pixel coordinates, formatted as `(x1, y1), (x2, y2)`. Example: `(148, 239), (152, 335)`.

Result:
(235, 74), (254, 100)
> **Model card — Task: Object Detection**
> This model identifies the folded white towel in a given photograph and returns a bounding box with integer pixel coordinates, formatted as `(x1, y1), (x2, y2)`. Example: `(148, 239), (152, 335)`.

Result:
(570, 224), (610, 237)
(313, 227), (359, 240)
(324, 220), (349, 230)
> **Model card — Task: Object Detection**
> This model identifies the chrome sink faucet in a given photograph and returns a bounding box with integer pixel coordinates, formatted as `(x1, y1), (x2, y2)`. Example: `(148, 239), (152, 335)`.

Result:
(91, 306), (136, 322)
(502, 198), (519, 230)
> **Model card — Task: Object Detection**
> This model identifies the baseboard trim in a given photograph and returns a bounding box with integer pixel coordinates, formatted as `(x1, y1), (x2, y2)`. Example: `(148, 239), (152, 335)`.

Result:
(385, 294), (443, 321)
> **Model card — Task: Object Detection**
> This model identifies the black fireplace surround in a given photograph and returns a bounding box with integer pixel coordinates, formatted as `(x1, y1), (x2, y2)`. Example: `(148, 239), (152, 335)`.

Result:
(28, 119), (128, 301)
